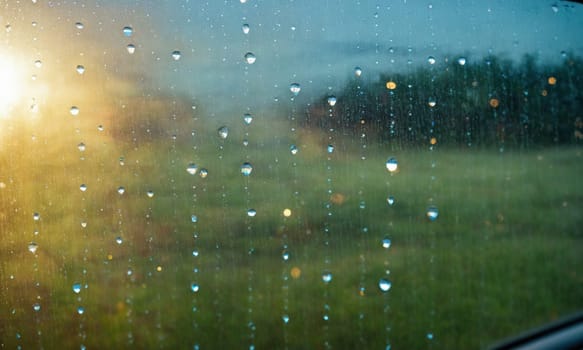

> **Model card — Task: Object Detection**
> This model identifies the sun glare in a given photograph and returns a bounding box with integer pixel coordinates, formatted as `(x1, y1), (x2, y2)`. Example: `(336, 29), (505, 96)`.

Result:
(0, 55), (25, 117)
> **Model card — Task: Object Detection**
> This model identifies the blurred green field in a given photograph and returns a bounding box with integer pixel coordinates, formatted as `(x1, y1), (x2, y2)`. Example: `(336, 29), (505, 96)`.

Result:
(0, 118), (582, 349)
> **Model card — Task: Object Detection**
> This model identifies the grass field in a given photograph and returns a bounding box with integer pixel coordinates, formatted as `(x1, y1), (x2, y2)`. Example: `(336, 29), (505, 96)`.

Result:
(0, 118), (582, 349)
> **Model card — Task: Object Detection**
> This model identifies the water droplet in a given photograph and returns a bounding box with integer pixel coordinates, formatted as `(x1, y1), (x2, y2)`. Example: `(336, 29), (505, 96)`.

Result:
(427, 333), (434, 340)
(122, 26), (133, 37)
(378, 278), (392, 292)
(242, 23), (250, 34)
(80, 184), (87, 192)
(75, 65), (85, 74)
(70, 106), (80, 116)
(327, 144), (334, 154)
(147, 190), (155, 198)
(387, 196), (395, 206)
(282, 314), (290, 323)
(244, 52), (256, 64)
(289, 83), (301, 96)
(117, 186), (125, 195)
(427, 56), (436, 65)
(282, 250), (290, 261)
(322, 271), (333, 284)
(192, 249), (199, 257)
(28, 242), (38, 253)
(75, 22), (84, 30)
(33, 303), (41, 312)
(457, 57), (466, 65)
(426, 205), (439, 221)
(97, 125), (104, 131)
(427, 97), (437, 108)
(126, 44), (136, 54)
(217, 126), (229, 139)
(243, 113), (253, 125)
(382, 237), (391, 249)
(199, 168), (208, 178)
(171, 50), (181, 60)
(115, 237), (123, 245)
(551, 4), (559, 12)
(190, 283), (200, 293)
(77, 306), (85, 315)
(327, 96), (337, 107)
(186, 163), (198, 175)
(241, 162), (253, 176)
(34, 60), (42, 68)
(77, 143), (86, 152)
(385, 157), (398, 172)
(290, 145), (299, 155)
(72, 283), (82, 294)
(191, 215), (198, 223)
(247, 209), (257, 217)
(33, 212), (40, 221)
(354, 67), (362, 77)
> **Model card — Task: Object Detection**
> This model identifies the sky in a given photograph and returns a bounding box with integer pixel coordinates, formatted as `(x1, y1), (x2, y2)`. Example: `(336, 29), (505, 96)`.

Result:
(1, 0), (583, 117)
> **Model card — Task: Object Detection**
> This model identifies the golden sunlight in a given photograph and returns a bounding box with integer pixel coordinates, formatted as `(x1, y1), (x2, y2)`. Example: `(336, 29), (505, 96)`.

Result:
(0, 55), (25, 117)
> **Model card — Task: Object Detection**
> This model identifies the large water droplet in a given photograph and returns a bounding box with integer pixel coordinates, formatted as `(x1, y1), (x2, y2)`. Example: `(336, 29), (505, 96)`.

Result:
(171, 50), (181, 61)
(76, 65), (85, 74)
(77, 143), (86, 152)
(126, 44), (136, 54)
(427, 97), (437, 108)
(191, 215), (198, 223)
(187, 163), (198, 175)
(243, 113), (253, 125)
(427, 56), (436, 65)
(378, 278), (392, 292)
(457, 57), (467, 66)
(385, 157), (398, 172)
(387, 196), (395, 206)
(28, 242), (38, 254)
(190, 283), (200, 293)
(115, 236), (123, 245)
(117, 186), (125, 195)
(147, 190), (155, 198)
(72, 283), (82, 294)
(34, 60), (42, 68)
(244, 52), (256, 64)
(199, 168), (209, 178)
(218, 126), (229, 139)
(70, 106), (80, 116)
(33, 212), (40, 221)
(354, 66), (362, 77)
(75, 22), (84, 30)
(282, 314), (290, 324)
(327, 144), (334, 154)
(289, 83), (301, 96)
(382, 237), (391, 249)
(290, 145), (299, 155)
(322, 271), (333, 284)
(242, 23), (250, 34)
(282, 250), (290, 261)
(327, 96), (337, 107)
(241, 162), (253, 176)
(122, 26), (133, 37)
(33, 303), (41, 312)
(80, 184), (87, 192)
(426, 205), (439, 221)
(77, 306), (85, 315)
(247, 209), (257, 217)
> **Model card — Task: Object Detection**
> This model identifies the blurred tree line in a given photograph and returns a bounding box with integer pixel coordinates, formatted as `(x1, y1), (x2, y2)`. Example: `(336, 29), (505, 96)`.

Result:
(303, 53), (583, 149)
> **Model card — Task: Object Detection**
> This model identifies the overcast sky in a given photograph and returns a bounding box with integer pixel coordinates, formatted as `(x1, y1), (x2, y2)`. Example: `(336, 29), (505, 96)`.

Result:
(2, 0), (583, 116)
